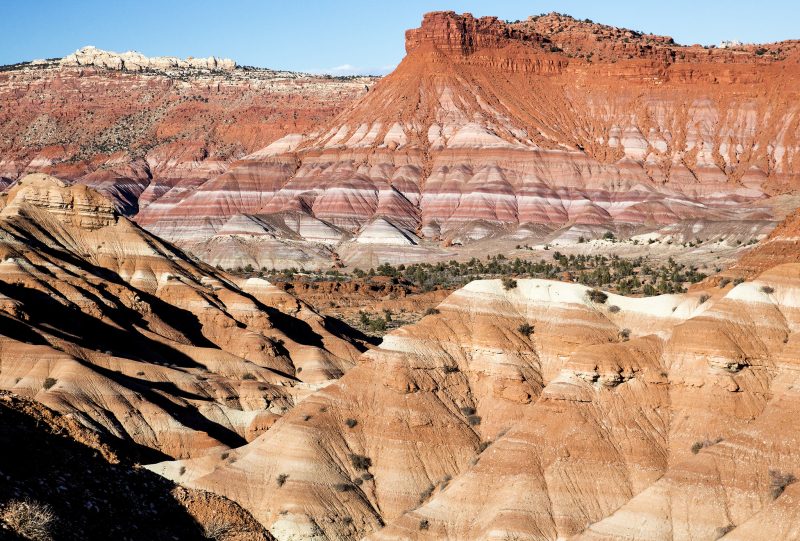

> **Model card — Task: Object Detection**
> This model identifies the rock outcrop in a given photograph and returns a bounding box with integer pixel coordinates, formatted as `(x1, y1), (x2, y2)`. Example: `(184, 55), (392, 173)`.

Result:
(61, 46), (237, 71)
(131, 11), (800, 267)
(0, 390), (273, 540)
(155, 271), (800, 540)
(0, 174), (370, 460)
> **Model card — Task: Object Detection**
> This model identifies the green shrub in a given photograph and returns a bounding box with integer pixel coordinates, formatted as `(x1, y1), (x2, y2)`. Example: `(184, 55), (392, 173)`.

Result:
(502, 277), (518, 290)
(242, 373), (256, 380)
(42, 378), (57, 390)
(517, 323), (534, 336)
(691, 437), (723, 455)
(349, 454), (371, 470)
(714, 524), (735, 538)
(769, 469), (797, 499)
(276, 473), (289, 487)
(586, 289), (608, 303)
(345, 418), (358, 428)
(418, 484), (435, 503)
(761, 285), (775, 294)
(368, 318), (387, 332)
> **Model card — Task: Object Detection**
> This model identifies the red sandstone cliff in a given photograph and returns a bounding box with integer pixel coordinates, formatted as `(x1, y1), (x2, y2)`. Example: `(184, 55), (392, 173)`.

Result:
(4, 13), (800, 269)
(127, 11), (800, 268)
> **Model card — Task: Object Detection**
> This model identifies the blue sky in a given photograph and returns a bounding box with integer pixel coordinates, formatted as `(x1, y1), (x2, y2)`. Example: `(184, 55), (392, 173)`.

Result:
(1, 1), (798, 75)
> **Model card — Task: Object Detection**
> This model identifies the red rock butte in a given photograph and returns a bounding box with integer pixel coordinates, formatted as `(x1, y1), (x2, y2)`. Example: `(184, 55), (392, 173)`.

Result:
(3, 13), (800, 269)
(123, 11), (800, 268)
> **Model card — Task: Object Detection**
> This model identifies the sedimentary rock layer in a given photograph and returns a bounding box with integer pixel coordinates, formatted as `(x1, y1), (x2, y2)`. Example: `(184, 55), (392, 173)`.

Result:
(161, 270), (800, 540)
(136, 11), (800, 264)
(0, 54), (374, 216)
(0, 174), (369, 460)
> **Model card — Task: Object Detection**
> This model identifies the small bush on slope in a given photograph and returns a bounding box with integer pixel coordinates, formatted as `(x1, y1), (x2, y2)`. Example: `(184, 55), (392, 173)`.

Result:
(1, 499), (55, 541)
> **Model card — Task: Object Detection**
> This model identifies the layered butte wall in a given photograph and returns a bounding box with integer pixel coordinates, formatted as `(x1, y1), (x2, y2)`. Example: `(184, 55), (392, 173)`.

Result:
(129, 11), (800, 268)
(0, 49), (374, 216)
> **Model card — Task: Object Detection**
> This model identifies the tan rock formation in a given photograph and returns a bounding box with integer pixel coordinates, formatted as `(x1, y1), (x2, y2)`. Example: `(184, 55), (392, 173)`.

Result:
(61, 46), (237, 71)
(154, 270), (800, 540)
(0, 174), (369, 459)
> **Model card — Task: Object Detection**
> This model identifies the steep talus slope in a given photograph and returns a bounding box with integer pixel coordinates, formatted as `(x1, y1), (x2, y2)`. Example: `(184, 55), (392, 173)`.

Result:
(0, 174), (369, 460)
(156, 264), (800, 540)
(136, 11), (800, 267)
(0, 391), (273, 540)
(0, 53), (374, 214)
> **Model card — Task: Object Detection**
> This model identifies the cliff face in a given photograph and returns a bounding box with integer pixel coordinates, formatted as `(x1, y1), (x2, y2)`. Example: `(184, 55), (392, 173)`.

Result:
(407, 11), (800, 65)
(131, 11), (800, 268)
(404, 12), (545, 55)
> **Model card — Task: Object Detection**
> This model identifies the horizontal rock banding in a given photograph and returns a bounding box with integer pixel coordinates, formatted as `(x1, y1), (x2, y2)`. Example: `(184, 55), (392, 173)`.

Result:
(126, 12), (800, 265)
